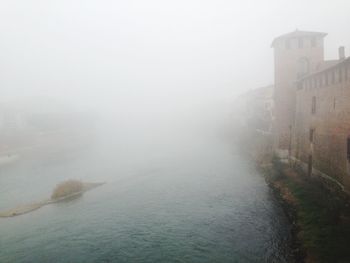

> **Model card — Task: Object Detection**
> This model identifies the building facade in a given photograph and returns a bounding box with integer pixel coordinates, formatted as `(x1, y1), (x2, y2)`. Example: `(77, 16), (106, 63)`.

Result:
(234, 85), (274, 133)
(271, 30), (327, 157)
(294, 55), (350, 189)
(272, 30), (350, 190)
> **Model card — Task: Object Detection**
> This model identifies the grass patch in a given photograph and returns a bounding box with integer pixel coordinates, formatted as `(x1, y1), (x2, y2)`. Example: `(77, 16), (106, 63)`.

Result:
(275, 168), (350, 263)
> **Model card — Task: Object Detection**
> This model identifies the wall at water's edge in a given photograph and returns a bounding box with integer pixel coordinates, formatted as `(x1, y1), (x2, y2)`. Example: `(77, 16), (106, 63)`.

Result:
(292, 59), (350, 191)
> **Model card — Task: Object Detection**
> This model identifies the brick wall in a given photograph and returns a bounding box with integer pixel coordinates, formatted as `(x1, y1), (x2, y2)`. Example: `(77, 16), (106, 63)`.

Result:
(273, 34), (324, 151)
(293, 58), (350, 190)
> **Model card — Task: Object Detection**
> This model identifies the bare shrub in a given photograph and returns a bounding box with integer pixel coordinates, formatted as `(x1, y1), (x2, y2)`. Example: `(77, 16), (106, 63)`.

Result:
(51, 180), (83, 200)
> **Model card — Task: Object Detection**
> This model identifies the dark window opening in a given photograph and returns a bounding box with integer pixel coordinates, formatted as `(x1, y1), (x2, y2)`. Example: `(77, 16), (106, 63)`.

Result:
(347, 137), (350, 161)
(312, 96), (317, 114)
(339, 68), (343, 83)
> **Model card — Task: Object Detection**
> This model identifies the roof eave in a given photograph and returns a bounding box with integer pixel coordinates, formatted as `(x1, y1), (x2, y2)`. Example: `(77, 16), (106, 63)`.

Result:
(271, 32), (328, 48)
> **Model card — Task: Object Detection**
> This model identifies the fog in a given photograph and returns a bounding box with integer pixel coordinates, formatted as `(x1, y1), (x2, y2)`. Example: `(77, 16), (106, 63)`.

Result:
(1, 1), (350, 262)
(1, 0), (349, 110)
(1, 1), (348, 143)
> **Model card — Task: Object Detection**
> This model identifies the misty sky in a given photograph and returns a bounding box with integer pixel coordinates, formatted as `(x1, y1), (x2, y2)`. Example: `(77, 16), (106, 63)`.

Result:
(0, 0), (349, 114)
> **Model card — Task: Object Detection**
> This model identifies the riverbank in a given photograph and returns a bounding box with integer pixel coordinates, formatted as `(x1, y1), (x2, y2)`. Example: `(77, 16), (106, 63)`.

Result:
(261, 158), (350, 263)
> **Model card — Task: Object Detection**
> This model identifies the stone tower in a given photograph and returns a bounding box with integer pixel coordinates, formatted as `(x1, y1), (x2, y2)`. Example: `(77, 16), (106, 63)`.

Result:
(271, 30), (327, 157)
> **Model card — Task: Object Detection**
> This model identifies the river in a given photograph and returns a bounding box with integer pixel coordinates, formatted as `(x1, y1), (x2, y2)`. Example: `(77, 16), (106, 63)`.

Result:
(0, 126), (294, 263)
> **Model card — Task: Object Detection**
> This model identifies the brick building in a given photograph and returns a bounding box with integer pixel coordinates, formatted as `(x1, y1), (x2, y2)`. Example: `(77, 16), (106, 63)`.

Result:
(272, 30), (327, 157)
(272, 30), (350, 190)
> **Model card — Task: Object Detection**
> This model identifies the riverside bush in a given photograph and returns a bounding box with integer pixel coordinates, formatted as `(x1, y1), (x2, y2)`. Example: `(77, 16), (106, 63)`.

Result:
(51, 180), (83, 200)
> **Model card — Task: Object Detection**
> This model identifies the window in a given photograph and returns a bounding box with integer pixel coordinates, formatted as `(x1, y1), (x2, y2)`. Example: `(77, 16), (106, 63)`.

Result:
(325, 72), (329, 86)
(309, 128), (315, 142)
(345, 65), (348, 81)
(347, 137), (350, 161)
(311, 96), (317, 114)
(332, 70), (335, 84)
(311, 37), (317, 47)
(333, 98), (336, 110)
(298, 38), (304, 48)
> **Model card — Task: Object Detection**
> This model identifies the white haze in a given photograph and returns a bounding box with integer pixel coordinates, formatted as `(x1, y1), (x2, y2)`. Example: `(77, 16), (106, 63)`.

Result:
(1, 3), (350, 262)
(0, 0), (350, 142)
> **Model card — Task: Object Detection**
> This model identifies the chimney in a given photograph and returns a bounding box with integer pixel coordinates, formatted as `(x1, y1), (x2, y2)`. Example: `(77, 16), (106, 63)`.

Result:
(339, 46), (345, 60)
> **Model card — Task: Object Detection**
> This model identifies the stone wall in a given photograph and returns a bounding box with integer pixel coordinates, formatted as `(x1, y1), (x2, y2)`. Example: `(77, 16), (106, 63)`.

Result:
(272, 33), (325, 152)
(293, 58), (350, 190)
